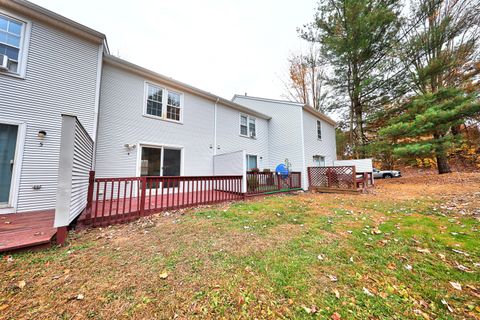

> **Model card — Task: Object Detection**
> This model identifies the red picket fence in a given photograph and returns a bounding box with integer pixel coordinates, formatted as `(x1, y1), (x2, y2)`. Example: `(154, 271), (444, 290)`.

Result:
(83, 171), (243, 227)
(246, 171), (302, 195)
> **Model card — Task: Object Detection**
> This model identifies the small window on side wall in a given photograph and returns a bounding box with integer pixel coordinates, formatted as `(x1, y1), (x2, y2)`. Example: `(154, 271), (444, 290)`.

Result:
(317, 120), (322, 140)
(240, 114), (256, 138)
(0, 13), (26, 74)
(313, 155), (325, 167)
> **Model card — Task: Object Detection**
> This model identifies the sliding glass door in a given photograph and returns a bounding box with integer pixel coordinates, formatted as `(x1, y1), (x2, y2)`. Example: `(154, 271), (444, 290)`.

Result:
(140, 146), (181, 190)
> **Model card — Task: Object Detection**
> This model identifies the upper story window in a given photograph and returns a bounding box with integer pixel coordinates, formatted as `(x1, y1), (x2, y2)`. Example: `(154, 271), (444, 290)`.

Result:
(240, 114), (256, 138)
(317, 120), (322, 140)
(0, 14), (25, 74)
(145, 83), (183, 122)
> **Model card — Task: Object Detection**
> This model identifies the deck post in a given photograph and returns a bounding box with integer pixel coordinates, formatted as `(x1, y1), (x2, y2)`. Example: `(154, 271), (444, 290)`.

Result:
(56, 226), (68, 245)
(139, 176), (147, 217)
(85, 171), (95, 223)
(352, 166), (357, 191)
(307, 167), (312, 191)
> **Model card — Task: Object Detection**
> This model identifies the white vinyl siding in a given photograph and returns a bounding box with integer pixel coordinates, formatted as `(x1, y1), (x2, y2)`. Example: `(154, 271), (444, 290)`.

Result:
(303, 110), (336, 169)
(96, 63), (216, 178)
(0, 16), (101, 212)
(216, 105), (269, 170)
(69, 119), (94, 222)
(232, 96), (304, 174)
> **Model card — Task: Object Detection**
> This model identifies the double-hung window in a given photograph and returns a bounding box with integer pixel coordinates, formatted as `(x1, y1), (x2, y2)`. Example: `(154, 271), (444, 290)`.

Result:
(0, 13), (26, 74)
(317, 120), (322, 140)
(145, 83), (183, 122)
(240, 114), (256, 138)
(313, 155), (326, 167)
(240, 115), (248, 136)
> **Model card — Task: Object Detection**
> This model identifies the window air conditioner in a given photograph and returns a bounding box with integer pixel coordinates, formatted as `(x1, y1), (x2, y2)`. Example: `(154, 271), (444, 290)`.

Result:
(0, 54), (9, 71)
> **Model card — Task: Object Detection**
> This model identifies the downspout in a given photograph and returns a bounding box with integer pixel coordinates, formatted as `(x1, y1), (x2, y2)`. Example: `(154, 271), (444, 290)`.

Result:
(213, 98), (219, 156)
(213, 98), (219, 175)
(92, 43), (104, 170)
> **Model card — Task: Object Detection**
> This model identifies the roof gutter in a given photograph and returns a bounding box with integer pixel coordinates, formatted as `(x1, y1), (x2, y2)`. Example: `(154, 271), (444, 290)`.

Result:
(103, 55), (272, 120)
(2, 0), (105, 44)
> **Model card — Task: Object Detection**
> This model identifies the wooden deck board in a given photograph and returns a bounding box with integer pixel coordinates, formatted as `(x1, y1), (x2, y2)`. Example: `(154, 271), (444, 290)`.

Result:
(0, 210), (56, 253)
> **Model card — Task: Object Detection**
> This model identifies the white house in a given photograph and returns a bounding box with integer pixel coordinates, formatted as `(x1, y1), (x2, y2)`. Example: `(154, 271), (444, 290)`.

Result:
(0, 0), (105, 216)
(0, 0), (336, 245)
(232, 95), (337, 189)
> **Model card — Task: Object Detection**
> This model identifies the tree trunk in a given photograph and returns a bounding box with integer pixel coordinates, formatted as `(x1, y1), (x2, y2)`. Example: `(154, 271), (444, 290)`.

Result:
(436, 154), (451, 174)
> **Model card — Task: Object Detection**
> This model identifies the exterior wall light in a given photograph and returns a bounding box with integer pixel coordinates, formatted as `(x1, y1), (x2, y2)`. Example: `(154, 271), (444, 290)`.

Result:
(38, 130), (47, 146)
(38, 130), (47, 139)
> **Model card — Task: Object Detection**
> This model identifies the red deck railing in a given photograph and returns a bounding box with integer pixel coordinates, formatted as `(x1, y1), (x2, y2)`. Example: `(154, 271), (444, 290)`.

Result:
(84, 172), (243, 227)
(246, 171), (302, 195)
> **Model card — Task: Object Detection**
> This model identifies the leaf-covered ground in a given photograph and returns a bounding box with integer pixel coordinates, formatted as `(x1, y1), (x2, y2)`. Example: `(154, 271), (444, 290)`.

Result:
(1, 172), (479, 319)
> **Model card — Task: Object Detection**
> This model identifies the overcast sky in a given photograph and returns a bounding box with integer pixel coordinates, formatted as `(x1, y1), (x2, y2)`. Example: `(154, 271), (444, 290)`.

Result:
(31, 0), (318, 101)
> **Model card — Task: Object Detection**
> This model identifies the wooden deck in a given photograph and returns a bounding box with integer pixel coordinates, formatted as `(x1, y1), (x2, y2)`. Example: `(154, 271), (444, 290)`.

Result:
(0, 210), (56, 253)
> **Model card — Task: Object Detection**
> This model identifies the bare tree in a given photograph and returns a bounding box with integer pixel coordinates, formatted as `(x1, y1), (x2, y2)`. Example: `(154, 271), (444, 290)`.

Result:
(282, 45), (328, 112)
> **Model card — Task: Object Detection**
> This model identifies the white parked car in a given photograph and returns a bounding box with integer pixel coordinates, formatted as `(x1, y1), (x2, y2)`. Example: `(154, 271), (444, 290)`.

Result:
(373, 168), (402, 179)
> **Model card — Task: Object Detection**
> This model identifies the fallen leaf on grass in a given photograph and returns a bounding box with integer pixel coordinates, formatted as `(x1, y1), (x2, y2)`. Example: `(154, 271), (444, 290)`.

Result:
(455, 263), (472, 273)
(416, 248), (431, 254)
(441, 299), (453, 312)
(331, 312), (341, 319)
(413, 309), (430, 319)
(363, 287), (374, 296)
(159, 271), (169, 279)
(332, 289), (340, 299)
(452, 249), (469, 257)
(371, 228), (382, 235)
(303, 305), (319, 314)
(17, 280), (26, 289)
(438, 253), (446, 261)
(449, 282), (462, 291)
(387, 263), (396, 270)
(328, 275), (338, 282)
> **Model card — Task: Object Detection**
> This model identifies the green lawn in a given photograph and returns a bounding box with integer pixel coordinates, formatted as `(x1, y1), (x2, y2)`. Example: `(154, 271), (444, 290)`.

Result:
(1, 173), (479, 319)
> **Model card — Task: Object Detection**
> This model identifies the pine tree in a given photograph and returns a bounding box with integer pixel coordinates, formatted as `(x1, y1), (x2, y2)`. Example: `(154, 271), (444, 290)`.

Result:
(379, 88), (480, 174)
(300, 0), (402, 157)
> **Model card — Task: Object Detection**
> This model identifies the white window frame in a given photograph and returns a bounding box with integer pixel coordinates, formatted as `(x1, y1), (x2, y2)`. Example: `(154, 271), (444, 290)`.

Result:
(143, 82), (184, 124)
(0, 10), (31, 78)
(316, 120), (322, 140)
(239, 114), (256, 138)
(246, 154), (258, 171)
